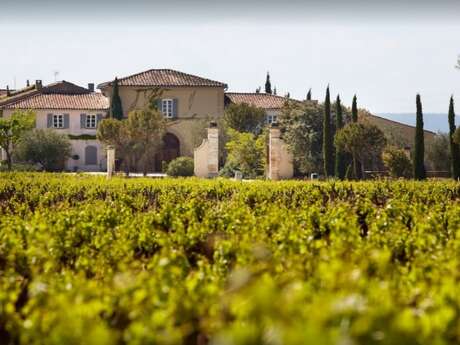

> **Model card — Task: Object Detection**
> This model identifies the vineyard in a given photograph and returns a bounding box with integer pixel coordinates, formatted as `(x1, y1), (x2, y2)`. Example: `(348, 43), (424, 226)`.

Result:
(0, 173), (460, 345)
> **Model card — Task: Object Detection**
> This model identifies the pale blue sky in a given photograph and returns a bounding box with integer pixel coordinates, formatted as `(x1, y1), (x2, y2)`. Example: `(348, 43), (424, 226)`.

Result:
(1, 0), (459, 114)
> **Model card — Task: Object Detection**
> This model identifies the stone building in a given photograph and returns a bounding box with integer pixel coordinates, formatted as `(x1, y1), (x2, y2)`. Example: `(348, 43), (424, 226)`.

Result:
(0, 80), (108, 171)
(98, 69), (227, 171)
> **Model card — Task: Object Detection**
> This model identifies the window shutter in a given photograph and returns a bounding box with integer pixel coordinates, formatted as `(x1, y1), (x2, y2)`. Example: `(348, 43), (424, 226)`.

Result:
(64, 114), (70, 129)
(156, 99), (162, 112)
(80, 114), (86, 129)
(173, 99), (178, 118)
(47, 114), (53, 128)
(96, 114), (103, 126)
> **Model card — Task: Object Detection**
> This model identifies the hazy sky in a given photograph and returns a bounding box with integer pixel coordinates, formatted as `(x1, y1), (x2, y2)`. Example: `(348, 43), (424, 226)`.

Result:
(1, 0), (459, 113)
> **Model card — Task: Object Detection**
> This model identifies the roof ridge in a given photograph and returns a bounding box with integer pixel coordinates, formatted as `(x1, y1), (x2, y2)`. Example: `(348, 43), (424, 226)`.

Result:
(225, 92), (288, 98)
(98, 68), (227, 88)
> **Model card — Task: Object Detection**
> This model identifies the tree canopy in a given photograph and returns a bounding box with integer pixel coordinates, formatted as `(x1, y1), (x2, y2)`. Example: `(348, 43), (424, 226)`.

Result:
(335, 122), (386, 178)
(0, 110), (35, 170)
(15, 129), (71, 171)
(98, 99), (166, 174)
(223, 103), (266, 135)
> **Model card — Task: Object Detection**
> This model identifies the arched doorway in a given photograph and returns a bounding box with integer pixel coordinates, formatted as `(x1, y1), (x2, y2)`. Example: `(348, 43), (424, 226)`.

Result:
(85, 145), (98, 165)
(155, 133), (180, 171)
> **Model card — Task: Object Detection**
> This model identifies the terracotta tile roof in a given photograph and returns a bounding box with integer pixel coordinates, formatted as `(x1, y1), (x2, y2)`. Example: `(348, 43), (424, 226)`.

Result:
(2, 93), (109, 110)
(0, 81), (107, 110)
(225, 92), (296, 110)
(98, 69), (227, 89)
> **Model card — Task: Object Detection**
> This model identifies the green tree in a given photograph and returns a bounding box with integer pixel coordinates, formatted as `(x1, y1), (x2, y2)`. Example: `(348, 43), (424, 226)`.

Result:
(223, 103), (266, 135)
(265, 72), (272, 94)
(125, 106), (166, 175)
(426, 133), (451, 172)
(382, 146), (412, 178)
(413, 94), (426, 180)
(323, 86), (334, 177)
(335, 123), (386, 179)
(97, 118), (133, 174)
(278, 101), (324, 175)
(448, 96), (460, 179)
(0, 110), (35, 170)
(98, 101), (166, 175)
(351, 95), (358, 123)
(221, 128), (266, 178)
(306, 89), (312, 101)
(15, 129), (71, 171)
(110, 77), (124, 120)
(454, 127), (460, 145)
(334, 95), (346, 179)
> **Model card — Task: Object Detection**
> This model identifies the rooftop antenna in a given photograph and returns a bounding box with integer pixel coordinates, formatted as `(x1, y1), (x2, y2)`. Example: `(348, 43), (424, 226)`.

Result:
(53, 70), (59, 82)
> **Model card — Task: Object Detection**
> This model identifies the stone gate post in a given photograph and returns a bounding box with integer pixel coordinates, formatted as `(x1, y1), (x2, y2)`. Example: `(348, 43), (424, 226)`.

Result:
(194, 122), (219, 178)
(268, 124), (294, 180)
(106, 146), (115, 178)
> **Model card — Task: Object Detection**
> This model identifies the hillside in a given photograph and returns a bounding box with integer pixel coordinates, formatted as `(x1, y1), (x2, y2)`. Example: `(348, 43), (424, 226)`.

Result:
(376, 113), (460, 133)
(361, 111), (437, 148)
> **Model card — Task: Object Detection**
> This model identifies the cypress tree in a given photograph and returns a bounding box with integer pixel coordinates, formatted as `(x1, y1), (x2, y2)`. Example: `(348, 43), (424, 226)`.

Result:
(110, 77), (124, 120)
(413, 94), (426, 180)
(323, 86), (334, 177)
(448, 96), (460, 180)
(265, 72), (272, 94)
(350, 94), (362, 178)
(306, 89), (312, 101)
(352, 95), (358, 123)
(335, 95), (346, 179)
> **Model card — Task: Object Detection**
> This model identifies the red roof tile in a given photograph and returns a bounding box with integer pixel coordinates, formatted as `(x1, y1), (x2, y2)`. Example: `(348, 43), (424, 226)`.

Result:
(99, 69), (227, 88)
(225, 93), (295, 110)
(2, 93), (109, 110)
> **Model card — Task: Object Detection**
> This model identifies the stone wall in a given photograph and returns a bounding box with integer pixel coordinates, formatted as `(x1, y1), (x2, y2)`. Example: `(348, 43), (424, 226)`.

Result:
(268, 126), (294, 180)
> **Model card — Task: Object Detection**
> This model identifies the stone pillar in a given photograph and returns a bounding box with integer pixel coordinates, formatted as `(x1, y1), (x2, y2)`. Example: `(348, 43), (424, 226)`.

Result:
(207, 122), (219, 177)
(268, 125), (294, 180)
(194, 122), (219, 178)
(106, 146), (115, 178)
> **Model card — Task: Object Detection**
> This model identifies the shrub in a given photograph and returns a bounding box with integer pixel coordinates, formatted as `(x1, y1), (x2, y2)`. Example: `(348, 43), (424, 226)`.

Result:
(221, 128), (266, 179)
(166, 157), (194, 177)
(382, 146), (412, 178)
(0, 162), (39, 172)
(15, 129), (72, 171)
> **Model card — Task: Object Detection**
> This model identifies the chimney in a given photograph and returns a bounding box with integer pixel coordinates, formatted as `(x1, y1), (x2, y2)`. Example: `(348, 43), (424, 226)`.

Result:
(87, 83), (95, 92)
(6, 85), (11, 97)
(26, 80), (30, 87)
(35, 80), (43, 91)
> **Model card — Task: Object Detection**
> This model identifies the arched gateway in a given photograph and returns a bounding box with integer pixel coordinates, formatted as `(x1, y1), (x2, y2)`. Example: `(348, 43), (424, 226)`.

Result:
(155, 133), (180, 172)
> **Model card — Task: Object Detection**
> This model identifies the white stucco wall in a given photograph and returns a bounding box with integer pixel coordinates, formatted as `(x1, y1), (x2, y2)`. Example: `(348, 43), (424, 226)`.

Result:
(1, 109), (107, 172)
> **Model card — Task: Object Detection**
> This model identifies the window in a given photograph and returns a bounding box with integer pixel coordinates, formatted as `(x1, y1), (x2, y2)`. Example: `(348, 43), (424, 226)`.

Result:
(53, 114), (64, 128)
(85, 114), (97, 129)
(267, 114), (278, 125)
(161, 99), (173, 118)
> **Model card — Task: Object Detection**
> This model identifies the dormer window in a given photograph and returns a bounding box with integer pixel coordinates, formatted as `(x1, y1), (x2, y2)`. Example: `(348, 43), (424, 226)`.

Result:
(162, 99), (173, 118)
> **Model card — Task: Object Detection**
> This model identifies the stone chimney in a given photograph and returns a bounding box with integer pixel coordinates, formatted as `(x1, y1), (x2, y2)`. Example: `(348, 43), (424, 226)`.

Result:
(88, 83), (95, 92)
(35, 80), (43, 91)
